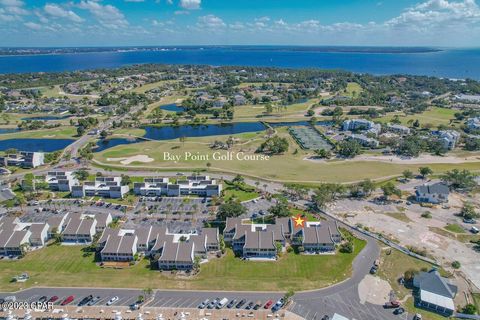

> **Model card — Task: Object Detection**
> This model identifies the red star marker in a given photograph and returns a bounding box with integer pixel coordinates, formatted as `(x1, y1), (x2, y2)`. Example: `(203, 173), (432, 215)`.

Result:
(293, 214), (305, 228)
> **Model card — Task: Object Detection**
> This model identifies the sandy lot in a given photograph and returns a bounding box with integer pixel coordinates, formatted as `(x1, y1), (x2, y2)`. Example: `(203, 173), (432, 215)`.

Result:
(328, 180), (480, 290)
(358, 275), (392, 305)
(107, 154), (154, 165)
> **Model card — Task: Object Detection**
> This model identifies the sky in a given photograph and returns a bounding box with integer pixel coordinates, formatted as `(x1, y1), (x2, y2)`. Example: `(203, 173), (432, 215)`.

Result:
(1, 0), (480, 47)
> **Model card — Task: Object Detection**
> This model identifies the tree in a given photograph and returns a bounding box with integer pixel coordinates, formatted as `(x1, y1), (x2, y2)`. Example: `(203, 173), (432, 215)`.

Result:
(381, 182), (402, 200)
(232, 174), (245, 185)
(419, 167), (433, 179)
(442, 169), (478, 190)
(403, 269), (418, 283)
(257, 136), (289, 155)
(100, 130), (108, 139)
(74, 169), (89, 181)
(460, 202), (479, 220)
(268, 198), (290, 217)
(76, 125), (86, 136)
(402, 170), (414, 180)
(312, 183), (345, 209)
(217, 201), (247, 221)
(314, 148), (331, 159)
(462, 304), (477, 315)
(358, 179), (375, 196)
(121, 174), (131, 186)
(339, 241), (353, 253)
(451, 261), (461, 269)
(264, 103), (273, 114)
(337, 140), (362, 158)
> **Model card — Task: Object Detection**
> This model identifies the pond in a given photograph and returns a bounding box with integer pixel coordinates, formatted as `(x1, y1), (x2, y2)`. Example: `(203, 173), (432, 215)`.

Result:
(0, 139), (74, 152)
(159, 104), (185, 113)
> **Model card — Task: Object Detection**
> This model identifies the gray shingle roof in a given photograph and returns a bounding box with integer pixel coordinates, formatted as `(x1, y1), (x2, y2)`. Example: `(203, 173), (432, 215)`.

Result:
(416, 183), (449, 196)
(414, 270), (457, 299)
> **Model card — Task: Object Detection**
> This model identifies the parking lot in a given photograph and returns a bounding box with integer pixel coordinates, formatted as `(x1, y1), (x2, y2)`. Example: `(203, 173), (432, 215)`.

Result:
(0, 287), (284, 314)
(242, 198), (277, 218)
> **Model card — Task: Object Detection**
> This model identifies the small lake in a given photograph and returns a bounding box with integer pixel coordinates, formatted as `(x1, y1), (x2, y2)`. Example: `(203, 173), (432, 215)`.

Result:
(21, 115), (72, 121)
(0, 139), (74, 152)
(95, 121), (334, 152)
(159, 104), (185, 112)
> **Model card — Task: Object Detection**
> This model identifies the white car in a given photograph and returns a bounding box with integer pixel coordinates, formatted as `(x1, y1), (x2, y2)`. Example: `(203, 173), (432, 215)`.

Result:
(106, 296), (119, 306)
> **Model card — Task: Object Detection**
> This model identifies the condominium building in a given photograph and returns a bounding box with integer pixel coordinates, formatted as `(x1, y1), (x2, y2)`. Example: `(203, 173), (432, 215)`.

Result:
(133, 175), (222, 197)
(342, 119), (381, 135)
(71, 177), (129, 199)
(0, 151), (45, 168)
(45, 171), (79, 192)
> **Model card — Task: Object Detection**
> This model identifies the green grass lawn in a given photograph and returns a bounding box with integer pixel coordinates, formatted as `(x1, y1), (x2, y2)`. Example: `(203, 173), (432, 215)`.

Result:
(444, 223), (465, 233)
(0, 127), (77, 141)
(0, 239), (365, 292)
(112, 128), (147, 137)
(342, 82), (363, 98)
(404, 297), (450, 320)
(94, 127), (480, 184)
(223, 187), (260, 202)
(473, 293), (480, 315)
(377, 107), (457, 128)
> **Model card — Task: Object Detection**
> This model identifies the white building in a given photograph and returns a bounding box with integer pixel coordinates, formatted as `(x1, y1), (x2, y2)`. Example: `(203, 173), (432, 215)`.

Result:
(71, 177), (129, 199)
(348, 134), (379, 148)
(386, 123), (411, 135)
(467, 117), (480, 131)
(46, 171), (79, 192)
(342, 119), (381, 136)
(434, 130), (461, 150)
(133, 176), (222, 197)
(0, 151), (45, 168)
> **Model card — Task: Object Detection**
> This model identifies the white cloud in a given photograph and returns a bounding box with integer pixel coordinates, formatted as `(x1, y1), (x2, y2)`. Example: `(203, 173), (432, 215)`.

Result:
(44, 4), (83, 23)
(24, 21), (41, 30)
(180, 0), (201, 10)
(197, 14), (225, 29)
(77, 0), (128, 29)
(386, 0), (480, 28)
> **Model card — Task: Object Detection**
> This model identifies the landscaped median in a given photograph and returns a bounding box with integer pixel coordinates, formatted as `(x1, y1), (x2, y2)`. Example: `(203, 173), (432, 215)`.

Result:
(0, 237), (365, 292)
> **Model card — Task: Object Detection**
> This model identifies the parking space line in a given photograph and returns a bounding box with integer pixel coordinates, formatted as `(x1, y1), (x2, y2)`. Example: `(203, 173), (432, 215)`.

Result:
(157, 297), (174, 307)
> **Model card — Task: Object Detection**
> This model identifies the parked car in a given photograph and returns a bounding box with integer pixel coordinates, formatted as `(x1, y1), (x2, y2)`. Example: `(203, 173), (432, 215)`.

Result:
(217, 297), (229, 309)
(471, 226), (479, 234)
(393, 307), (405, 315)
(463, 218), (477, 224)
(198, 299), (209, 309)
(226, 299), (237, 309)
(48, 296), (59, 303)
(87, 296), (101, 306)
(207, 298), (219, 309)
(78, 295), (93, 306)
(245, 301), (255, 310)
(264, 300), (273, 309)
(4, 296), (16, 302)
(370, 265), (378, 274)
(235, 299), (246, 308)
(130, 303), (140, 311)
(106, 296), (119, 306)
(253, 300), (262, 310)
(38, 296), (48, 303)
(413, 314), (422, 320)
(61, 296), (75, 306)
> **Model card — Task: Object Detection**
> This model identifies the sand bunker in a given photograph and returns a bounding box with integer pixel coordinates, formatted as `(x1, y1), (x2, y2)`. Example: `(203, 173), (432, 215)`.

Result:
(107, 154), (154, 165)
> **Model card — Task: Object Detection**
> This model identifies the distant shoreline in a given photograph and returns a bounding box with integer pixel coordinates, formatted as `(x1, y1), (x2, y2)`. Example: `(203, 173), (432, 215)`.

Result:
(0, 45), (443, 57)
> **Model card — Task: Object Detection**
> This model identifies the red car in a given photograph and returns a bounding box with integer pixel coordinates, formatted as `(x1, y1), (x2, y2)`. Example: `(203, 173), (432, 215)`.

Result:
(61, 296), (75, 306)
(48, 296), (59, 303)
(264, 300), (273, 309)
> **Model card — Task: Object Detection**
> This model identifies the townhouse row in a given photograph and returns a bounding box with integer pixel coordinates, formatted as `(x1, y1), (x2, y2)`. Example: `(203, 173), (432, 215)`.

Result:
(96, 225), (220, 270)
(0, 212), (113, 257)
(223, 217), (342, 260)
